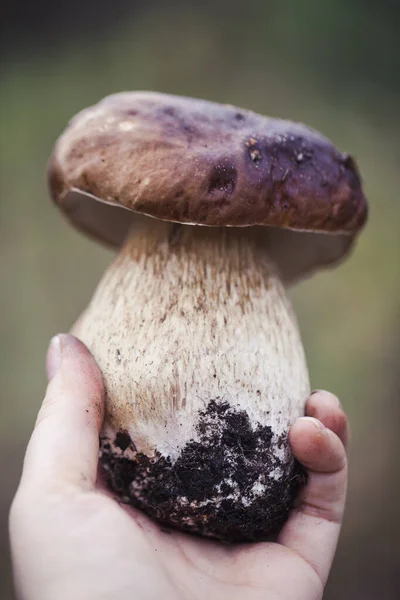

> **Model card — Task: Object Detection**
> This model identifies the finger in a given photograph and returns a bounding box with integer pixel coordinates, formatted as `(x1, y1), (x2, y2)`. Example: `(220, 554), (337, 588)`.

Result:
(20, 334), (104, 494)
(306, 390), (349, 448)
(278, 416), (348, 586)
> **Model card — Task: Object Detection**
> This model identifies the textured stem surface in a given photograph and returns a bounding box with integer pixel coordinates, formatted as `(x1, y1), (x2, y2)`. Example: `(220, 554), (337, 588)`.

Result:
(74, 218), (310, 541)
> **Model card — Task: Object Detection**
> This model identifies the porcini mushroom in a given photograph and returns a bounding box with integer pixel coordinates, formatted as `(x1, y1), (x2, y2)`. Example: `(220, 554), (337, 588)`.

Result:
(48, 92), (367, 542)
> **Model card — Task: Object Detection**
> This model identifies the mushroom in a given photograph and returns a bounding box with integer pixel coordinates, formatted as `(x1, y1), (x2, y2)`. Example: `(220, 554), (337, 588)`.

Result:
(48, 92), (367, 542)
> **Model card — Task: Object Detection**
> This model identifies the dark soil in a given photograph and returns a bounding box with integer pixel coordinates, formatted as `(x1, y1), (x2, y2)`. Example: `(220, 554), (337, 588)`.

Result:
(101, 399), (306, 542)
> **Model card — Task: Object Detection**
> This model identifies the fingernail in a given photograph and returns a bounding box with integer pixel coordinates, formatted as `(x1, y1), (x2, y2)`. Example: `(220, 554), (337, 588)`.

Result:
(310, 390), (341, 408)
(46, 335), (62, 380)
(299, 416), (326, 431)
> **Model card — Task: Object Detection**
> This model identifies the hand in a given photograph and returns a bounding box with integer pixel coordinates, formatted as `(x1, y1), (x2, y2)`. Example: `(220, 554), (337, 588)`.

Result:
(10, 334), (348, 600)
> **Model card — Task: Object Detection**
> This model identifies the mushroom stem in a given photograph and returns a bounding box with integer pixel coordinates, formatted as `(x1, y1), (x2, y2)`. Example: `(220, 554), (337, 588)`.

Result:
(73, 217), (310, 539)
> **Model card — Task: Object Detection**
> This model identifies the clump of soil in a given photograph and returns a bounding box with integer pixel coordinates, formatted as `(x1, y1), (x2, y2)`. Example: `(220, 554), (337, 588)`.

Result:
(101, 399), (306, 542)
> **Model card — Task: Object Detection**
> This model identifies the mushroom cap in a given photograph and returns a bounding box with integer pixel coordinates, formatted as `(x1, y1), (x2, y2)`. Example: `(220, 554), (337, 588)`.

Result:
(48, 91), (368, 282)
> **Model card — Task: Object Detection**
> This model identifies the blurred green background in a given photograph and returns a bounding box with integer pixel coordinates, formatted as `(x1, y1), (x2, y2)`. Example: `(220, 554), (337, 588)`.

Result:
(1, 1), (399, 598)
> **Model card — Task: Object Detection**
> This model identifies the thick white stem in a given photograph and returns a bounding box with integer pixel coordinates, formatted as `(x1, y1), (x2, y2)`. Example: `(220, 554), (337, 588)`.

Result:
(73, 218), (310, 541)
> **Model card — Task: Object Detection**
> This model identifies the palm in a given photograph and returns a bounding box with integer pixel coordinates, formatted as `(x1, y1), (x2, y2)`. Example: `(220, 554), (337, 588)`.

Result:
(90, 479), (323, 600)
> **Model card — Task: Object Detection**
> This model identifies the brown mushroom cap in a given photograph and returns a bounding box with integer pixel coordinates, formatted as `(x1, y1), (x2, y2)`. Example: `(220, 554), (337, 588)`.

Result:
(48, 91), (368, 282)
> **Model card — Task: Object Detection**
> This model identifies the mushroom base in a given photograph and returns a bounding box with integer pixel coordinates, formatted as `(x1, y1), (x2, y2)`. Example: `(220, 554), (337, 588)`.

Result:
(100, 398), (306, 543)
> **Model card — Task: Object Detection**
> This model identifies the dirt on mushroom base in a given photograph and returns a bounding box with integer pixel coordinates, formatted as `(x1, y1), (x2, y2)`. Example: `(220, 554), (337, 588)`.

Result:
(101, 399), (307, 542)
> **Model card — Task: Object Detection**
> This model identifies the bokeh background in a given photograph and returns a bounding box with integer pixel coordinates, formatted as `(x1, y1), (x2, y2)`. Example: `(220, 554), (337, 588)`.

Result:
(1, 1), (399, 598)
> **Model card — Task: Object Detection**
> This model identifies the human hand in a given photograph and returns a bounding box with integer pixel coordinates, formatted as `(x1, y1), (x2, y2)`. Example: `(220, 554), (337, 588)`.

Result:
(10, 334), (348, 600)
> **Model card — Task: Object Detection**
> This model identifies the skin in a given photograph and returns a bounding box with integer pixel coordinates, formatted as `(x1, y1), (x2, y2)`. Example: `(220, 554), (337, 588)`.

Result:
(9, 334), (348, 600)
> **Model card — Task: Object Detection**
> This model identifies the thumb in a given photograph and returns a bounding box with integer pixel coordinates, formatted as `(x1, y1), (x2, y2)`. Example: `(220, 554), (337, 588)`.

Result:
(20, 334), (105, 494)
